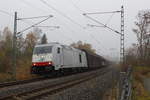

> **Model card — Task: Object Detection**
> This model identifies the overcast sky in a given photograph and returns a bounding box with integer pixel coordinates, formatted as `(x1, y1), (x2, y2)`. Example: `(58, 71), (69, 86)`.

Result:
(0, 0), (149, 60)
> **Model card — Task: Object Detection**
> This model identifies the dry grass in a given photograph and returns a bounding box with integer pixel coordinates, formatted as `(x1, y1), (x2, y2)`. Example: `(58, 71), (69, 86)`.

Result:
(0, 73), (12, 82)
(16, 59), (37, 80)
(132, 66), (150, 100)
(0, 59), (37, 82)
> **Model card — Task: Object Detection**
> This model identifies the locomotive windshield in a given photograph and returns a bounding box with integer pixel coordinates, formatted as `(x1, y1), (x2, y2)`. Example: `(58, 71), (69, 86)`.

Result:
(33, 46), (53, 54)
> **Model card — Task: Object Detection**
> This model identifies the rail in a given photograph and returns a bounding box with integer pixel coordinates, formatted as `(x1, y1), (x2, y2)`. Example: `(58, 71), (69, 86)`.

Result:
(0, 77), (45, 88)
(0, 67), (111, 100)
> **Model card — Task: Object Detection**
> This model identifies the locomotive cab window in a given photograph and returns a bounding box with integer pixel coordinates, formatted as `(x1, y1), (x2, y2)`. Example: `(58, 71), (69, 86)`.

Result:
(33, 46), (52, 54)
(79, 54), (82, 63)
(57, 47), (60, 54)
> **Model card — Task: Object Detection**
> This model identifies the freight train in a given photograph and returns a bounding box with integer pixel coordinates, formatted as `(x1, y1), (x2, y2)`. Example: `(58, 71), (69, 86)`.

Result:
(31, 42), (108, 75)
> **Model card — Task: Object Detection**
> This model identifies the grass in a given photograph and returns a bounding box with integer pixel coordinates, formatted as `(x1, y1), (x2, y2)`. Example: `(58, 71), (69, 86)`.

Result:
(0, 59), (37, 82)
(132, 66), (150, 100)
(0, 73), (12, 82)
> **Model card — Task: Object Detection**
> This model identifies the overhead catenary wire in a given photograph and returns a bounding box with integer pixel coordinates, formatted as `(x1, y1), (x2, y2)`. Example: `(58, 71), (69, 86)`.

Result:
(90, 34), (108, 51)
(34, 25), (60, 29)
(17, 15), (52, 36)
(19, 0), (89, 41)
(83, 6), (125, 63)
(39, 0), (85, 29)
(18, 0), (76, 43)
(44, 17), (75, 43)
(0, 9), (35, 28)
(105, 13), (115, 26)
(0, 9), (13, 16)
(0, 4), (74, 44)
(87, 13), (115, 27)
(64, 0), (110, 54)
(20, 0), (108, 47)
(19, 0), (48, 13)
(83, 14), (121, 35)
(18, 0), (53, 25)
(67, 0), (110, 51)
(53, 16), (84, 42)
(67, 0), (120, 55)
(84, 11), (121, 15)
(18, 15), (53, 20)
(68, 0), (84, 13)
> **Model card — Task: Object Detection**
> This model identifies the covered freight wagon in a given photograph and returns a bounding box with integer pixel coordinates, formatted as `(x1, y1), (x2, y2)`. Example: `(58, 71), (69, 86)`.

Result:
(81, 49), (107, 68)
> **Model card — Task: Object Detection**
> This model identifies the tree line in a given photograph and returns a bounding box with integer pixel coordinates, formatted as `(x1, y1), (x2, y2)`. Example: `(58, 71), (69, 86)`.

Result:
(0, 26), (95, 80)
(0, 27), (47, 79)
(0, 10), (149, 80)
(125, 10), (150, 66)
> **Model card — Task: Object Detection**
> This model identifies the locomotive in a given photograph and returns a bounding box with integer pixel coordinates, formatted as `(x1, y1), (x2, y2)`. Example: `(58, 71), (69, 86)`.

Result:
(31, 42), (107, 75)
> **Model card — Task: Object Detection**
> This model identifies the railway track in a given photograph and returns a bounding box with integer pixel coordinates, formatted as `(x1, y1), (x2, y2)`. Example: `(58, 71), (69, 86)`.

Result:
(0, 77), (47, 88)
(0, 67), (111, 100)
(0, 70), (79, 89)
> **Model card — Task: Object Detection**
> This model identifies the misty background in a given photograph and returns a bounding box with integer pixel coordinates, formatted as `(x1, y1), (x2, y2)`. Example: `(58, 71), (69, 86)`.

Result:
(0, 0), (149, 61)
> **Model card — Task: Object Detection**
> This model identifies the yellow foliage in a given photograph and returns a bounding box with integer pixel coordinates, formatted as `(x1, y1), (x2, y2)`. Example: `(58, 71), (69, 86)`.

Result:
(134, 66), (150, 78)
(16, 59), (36, 80)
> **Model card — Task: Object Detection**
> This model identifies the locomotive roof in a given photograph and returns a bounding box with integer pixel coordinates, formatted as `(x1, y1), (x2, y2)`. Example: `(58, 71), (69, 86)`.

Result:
(35, 43), (83, 52)
(35, 42), (60, 47)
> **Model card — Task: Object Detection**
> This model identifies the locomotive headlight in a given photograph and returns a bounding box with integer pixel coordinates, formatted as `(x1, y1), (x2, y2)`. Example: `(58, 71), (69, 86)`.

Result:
(32, 63), (36, 66)
(48, 61), (53, 65)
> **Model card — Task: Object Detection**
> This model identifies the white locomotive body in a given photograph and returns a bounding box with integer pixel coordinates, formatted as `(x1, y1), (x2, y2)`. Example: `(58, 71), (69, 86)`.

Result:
(31, 43), (88, 74)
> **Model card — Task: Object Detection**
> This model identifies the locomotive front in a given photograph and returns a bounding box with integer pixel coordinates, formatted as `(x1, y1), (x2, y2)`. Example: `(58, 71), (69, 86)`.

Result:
(31, 45), (54, 74)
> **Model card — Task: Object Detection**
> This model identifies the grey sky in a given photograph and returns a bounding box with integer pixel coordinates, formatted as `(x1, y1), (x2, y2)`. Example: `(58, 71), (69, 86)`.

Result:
(0, 0), (149, 60)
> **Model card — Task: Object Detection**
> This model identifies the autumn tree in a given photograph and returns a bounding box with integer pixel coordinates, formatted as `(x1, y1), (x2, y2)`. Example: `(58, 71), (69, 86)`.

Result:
(41, 34), (48, 44)
(0, 26), (43, 80)
(0, 27), (13, 72)
(24, 32), (38, 57)
(70, 41), (96, 53)
(133, 10), (150, 64)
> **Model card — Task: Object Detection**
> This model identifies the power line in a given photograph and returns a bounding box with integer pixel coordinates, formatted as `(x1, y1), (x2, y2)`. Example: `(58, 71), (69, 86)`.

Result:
(90, 34), (108, 51)
(35, 25), (60, 29)
(49, 17), (75, 43)
(54, 16), (83, 42)
(0, 9), (13, 16)
(105, 13), (115, 26)
(83, 14), (121, 35)
(0, 9), (35, 30)
(68, 0), (84, 13)
(61, 1), (111, 51)
(83, 6), (125, 64)
(19, 0), (48, 13)
(87, 13), (115, 27)
(18, 0), (52, 25)
(18, 15), (53, 20)
(17, 15), (52, 36)
(0, 10), (35, 26)
(17, 0), (74, 43)
(39, 0), (84, 29)
(84, 11), (121, 15)
(41, 0), (104, 46)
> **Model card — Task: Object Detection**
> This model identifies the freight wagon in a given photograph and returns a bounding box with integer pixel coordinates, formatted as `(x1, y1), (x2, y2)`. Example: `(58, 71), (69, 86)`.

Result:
(31, 42), (107, 75)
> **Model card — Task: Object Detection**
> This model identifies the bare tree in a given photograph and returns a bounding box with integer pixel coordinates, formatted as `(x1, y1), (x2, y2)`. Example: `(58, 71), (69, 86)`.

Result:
(133, 10), (150, 63)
